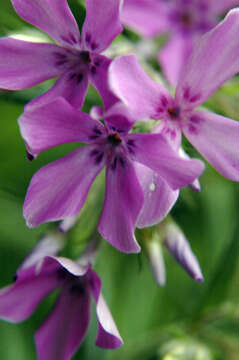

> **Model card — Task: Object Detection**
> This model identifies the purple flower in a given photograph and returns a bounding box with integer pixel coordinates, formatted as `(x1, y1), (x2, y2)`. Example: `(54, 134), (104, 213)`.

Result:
(0, 0), (123, 109)
(110, 9), (239, 182)
(121, 0), (239, 85)
(0, 256), (123, 359)
(19, 98), (204, 253)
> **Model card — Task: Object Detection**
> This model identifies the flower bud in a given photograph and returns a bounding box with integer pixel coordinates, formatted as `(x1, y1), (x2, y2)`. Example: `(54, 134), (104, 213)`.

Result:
(163, 222), (203, 282)
(17, 231), (66, 274)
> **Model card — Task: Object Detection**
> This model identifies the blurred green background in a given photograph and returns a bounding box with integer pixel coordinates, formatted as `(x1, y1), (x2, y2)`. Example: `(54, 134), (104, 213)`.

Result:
(1, 1), (239, 359)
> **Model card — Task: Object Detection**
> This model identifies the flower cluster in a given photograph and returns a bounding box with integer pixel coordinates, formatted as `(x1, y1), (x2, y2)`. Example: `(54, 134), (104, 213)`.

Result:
(0, 1), (239, 359)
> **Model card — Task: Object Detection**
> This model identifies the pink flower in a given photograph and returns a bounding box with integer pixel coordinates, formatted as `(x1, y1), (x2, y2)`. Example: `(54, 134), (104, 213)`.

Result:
(0, 256), (123, 360)
(121, 0), (239, 86)
(19, 99), (204, 253)
(110, 9), (239, 181)
(0, 0), (123, 109)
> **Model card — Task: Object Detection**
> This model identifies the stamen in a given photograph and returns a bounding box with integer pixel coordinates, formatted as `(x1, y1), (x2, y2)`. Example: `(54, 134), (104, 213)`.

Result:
(180, 12), (193, 27)
(107, 133), (122, 146)
(79, 51), (91, 64)
(168, 106), (181, 118)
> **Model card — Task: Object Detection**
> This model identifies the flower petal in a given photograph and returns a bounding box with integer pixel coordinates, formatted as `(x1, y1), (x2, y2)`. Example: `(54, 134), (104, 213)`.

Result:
(24, 146), (105, 227)
(90, 106), (104, 121)
(26, 70), (89, 111)
(128, 133), (205, 190)
(19, 97), (105, 156)
(176, 9), (239, 109)
(81, 0), (122, 53)
(104, 102), (134, 134)
(0, 38), (60, 89)
(154, 119), (182, 151)
(121, 0), (167, 37)
(11, 0), (80, 47)
(182, 109), (239, 181)
(109, 54), (171, 121)
(158, 35), (193, 88)
(0, 258), (61, 322)
(17, 233), (65, 272)
(147, 240), (166, 286)
(90, 55), (119, 110)
(135, 163), (179, 228)
(88, 269), (123, 349)
(210, 0), (239, 15)
(98, 157), (144, 253)
(35, 286), (91, 360)
(50, 257), (89, 277)
(164, 223), (203, 282)
(179, 148), (201, 192)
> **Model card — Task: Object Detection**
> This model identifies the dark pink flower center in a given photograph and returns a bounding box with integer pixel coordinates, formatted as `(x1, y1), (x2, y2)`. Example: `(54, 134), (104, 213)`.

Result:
(167, 106), (181, 119)
(78, 51), (91, 64)
(180, 12), (193, 28)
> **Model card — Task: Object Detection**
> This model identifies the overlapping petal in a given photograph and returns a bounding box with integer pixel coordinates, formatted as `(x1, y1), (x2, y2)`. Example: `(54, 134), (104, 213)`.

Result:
(90, 55), (119, 110)
(51, 257), (89, 277)
(158, 35), (193, 88)
(176, 9), (239, 109)
(121, 0), (167, 37)
(81, 0), (123, 53)
(104, 102), (134, 133)
(19, 98), (105, 156)
(210, 0), (239, 15)
(26, 70), (90, 111)
(182, 110), (239, 181)
(24, 146), (105, 227)
(98, 157), (144, 253)
(154, 119), (182, 151)
(0, 258), (61, 322)
(0, 38), (60, 89)
(35, 286), (91, 360)
(135, 163), (179, 228)
(89, 269), (123, 349)
(109, 54), (171, 121)
(128, 133), (205, 190)
(17, 234), (65, 272)
(11, 0), (80, 47)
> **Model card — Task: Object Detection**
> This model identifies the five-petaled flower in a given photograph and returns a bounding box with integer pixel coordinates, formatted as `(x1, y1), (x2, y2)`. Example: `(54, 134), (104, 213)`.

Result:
(0, 256), (123, 360)
(110, 9), (239, 182)
(0, 0), (122, 110)
(121, 0), (239, 86)
(19, 99), (204, 253)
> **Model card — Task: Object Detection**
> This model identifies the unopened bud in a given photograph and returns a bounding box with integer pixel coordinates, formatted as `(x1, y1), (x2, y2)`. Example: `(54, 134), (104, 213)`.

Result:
(147, 240), (166, 286)
(163, 223), (203, 282)
(59, 215), (78, 233)
(18, 231), (66, 273)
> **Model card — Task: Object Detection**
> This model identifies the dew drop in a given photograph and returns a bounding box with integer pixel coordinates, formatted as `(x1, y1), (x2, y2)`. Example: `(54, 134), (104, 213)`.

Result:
(149, 183), (155, 191)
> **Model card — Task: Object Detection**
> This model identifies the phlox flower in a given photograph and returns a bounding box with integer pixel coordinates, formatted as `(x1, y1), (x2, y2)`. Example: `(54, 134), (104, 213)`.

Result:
(0, 0), (123, 109)
(19, 99), (204, 253)
(121, 0), (239, 86)
(109, 9), (239, 182)
(0, 256), (123, 360)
